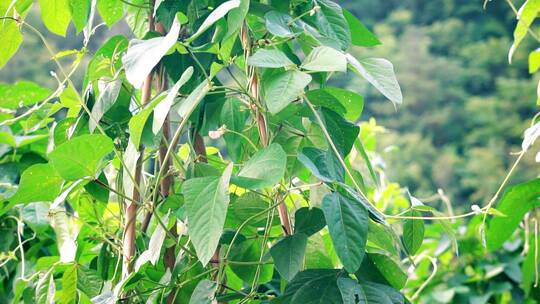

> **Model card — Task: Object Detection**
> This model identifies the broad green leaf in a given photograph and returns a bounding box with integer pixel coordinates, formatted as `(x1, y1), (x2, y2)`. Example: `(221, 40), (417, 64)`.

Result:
(0, 2), (24, 69)
(347, 54), (403, 106)
(263, 70), (312, 114)
(337, 277), (399, 304)
(294, 207), (326, 236)
(0, 81), (51, 109)
(189, 280), (218, 304)
(97, 0), (123, 27)
(309, 0), (351, 50)
(265, 11), (296, 38)
(509, 0), (540, 62)
(188, 0), (241, 41)
(233, 192), (269, 227)
(49, 134), (114, 181)
(305, 87), (364, 121)
(226, 0), (249, 38)
(220, 98), (248, 162)
(233, 143), (286, 189)
(229, 238), (274, 284)
(21, 202), (50, 233)
(247, 48), (295, 68)
(183, 163), (233, 266)
(89, 79), (122, 132)
(60, 264), (77, 304)
(368, 221), (399, 257)
(152, 66), (194, 134)
(337, 183), (386, 225)
(68, 0), (90, 32)
(125, 0), (148, 38)
(123, 16), (181, 88)
(487, 179), (540, 251)
(77, 266), (102, 298)
(281, 269), (343, 303)
(270, 234), (308, 281)
(343, 9), (380, 47)
(317, 107), (359, 156)
(356, 253), (407, 289)
(301, 46), (347, 72)
(403, 210), (424, 255)
(38, 0), (72, 36)
(305, 234), (334, 269)
(5, 163), (62, 207)
(322, 192), (368, 273)
(85, 35), (128, 85)
(298, 147), (344, 183)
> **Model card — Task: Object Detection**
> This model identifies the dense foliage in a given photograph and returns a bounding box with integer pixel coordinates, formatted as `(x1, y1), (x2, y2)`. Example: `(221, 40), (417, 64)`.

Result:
(1, 0), (540, 304)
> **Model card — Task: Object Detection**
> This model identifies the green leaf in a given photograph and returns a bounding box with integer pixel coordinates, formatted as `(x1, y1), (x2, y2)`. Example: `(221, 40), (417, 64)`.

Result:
(487, 179), (540, 251)
(226, 0), (249, 38)
(263, 70), (312, 114)
(38, 0), (72, 36)
(220, 98), (248, 162)
(403, 210), (424, 255)
(89, 79), (122, 132)
(317, 107), (359, 156)
(0, 2), (23, 69)
(229, 238), (273, 284)
(189, 280), (218, 304)
(68, 0), (91, 32)
(77, 266), (102, 298)
(183, 163), (233, 266)
(21, 203), (50, 233)
(294, 207), (326, 236)
(153, 66), (194, 134)
(265, 11), (296, 38)
(0, 81), (52, 109)
(356, 253), (407, 290)
(337, 277), (398, 304)
(310, 0), (351, 50)
(49, 134), (114, 181)
(97, 0), (124, 27)
(530, 49), (540, 73)
(128, 93), (164, 147)
(305, 87), (363, 121)
(342, 9), (380, 47)
(232, 192), (269, 227)
(322, 192), (368, 273)
(281, 269), (343, 303)
(233, 143), (287, 189)
(247, 48), (295, 68)
(298, 147), (344, 183)
(337, 183), (386, 225)
(347, 55), (402, 106)
(188, 0), (241, 42)
(35, 271), (55, 304)
(60, 264), (77, 304)
(509, 0), (540, 62)
(301, 46), (347, 72)
(270, 234), (308, 281)
(5, 163), (63, 207)
(123, 16), (181, 88)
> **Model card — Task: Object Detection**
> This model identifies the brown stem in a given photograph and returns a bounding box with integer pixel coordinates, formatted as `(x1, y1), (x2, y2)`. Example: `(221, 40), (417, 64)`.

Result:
(121, 0), (156, 279)
(240, 23), (291, 235)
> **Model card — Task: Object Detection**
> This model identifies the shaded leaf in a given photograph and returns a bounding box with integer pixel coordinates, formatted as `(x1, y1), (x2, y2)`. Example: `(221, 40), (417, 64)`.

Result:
(183, 164), (233, 266)
(233, 143), (286, 189)
(322, 192), (368, 273)
(270, 234), (308, 281)
(189, 280), (218, 304)
(294, 207), (326, 236)
(281, 269), (343, 303)
(298, 147), (344, 183)
(403, 210), (424, 255)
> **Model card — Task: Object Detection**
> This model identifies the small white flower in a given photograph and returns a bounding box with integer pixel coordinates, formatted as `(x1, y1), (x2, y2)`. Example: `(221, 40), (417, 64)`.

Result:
(471, 204), (481, 214)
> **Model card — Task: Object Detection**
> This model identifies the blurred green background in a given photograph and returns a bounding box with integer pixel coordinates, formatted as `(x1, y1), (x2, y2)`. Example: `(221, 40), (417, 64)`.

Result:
(2, 0), (538, 207)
